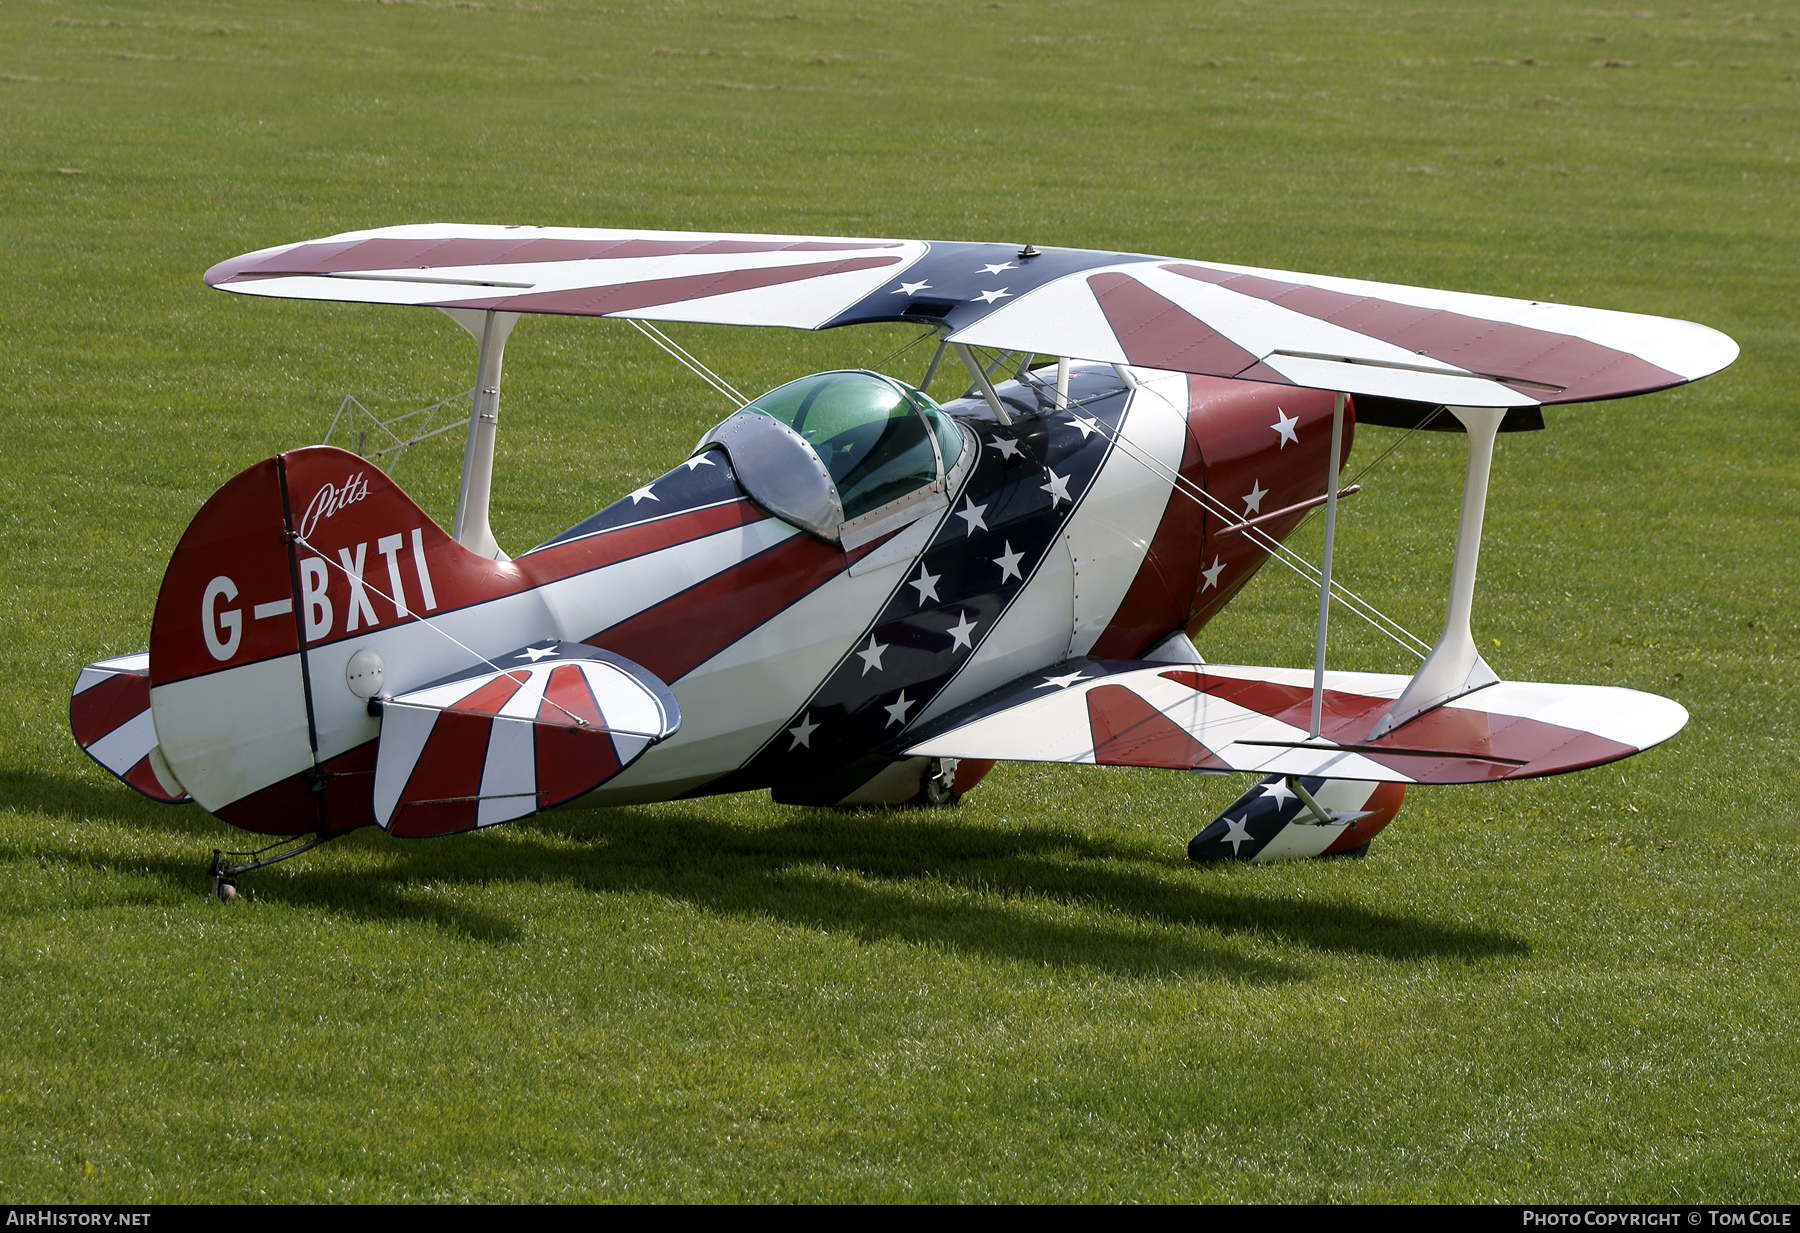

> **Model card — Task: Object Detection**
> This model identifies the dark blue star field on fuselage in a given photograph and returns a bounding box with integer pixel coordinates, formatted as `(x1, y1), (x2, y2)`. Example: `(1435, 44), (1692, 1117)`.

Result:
(525, 450), (747, 555)
(715, 368), (1137, 794)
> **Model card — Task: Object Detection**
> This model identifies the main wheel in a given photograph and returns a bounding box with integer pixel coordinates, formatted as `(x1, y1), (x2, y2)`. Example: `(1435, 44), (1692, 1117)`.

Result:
(917, 759), (959, 808)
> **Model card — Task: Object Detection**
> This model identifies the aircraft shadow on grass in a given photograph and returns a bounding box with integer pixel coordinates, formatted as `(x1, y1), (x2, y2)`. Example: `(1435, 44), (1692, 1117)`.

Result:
(13, 771), (1530, 977)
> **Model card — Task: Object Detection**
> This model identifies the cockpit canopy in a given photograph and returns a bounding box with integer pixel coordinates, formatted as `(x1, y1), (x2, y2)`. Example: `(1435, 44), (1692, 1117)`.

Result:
(698, 370), (965, 548)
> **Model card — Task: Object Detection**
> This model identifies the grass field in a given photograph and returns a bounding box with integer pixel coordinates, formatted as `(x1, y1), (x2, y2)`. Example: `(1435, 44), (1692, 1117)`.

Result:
(3, 0), (1797, 1203)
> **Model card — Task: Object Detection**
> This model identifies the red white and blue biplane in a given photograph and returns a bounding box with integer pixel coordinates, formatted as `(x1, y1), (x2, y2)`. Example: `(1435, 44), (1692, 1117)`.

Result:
(67, 226), (1737, 893)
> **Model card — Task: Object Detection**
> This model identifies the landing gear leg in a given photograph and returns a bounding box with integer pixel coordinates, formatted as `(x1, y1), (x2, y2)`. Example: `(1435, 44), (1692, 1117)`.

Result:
(919, 758), (960, 808)
(209, 832), (338, 901)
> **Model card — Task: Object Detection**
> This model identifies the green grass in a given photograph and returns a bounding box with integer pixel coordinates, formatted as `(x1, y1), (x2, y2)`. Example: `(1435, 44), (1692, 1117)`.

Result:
(3, 0), (1797, 1202)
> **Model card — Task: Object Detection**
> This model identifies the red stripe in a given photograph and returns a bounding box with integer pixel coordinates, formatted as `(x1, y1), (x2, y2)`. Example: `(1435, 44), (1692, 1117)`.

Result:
(1186, 382), (1346, 636)
(389, 711), (491, 837)
(70, 670), (150, 747)
(1087, 684), (1228, 770)
(210, 236), (903, 283)
(447, 672), (526, 716)
(1160, 670), (1638, 781)
(1322, 782), (1404, 853)
(1162, 263), (1685, 405)
(1088, 272), (1262, 376)
(532, 666), (622, 807)
(537, 664), (604, 728)
(465, 256), (903, 317)
(534, 724), (621, 809)
(589, 531), (847, 682)
(213, 741), (378, 837)
(121, 755), (184, 803)
(520, 499), (764, 580)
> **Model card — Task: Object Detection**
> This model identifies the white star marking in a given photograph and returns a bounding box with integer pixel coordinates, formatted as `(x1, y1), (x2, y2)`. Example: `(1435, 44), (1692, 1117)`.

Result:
(987, 436), (1021, 460)
(956, 498), (989, 535)
(973, 288), (1012, 305)
(910, 564), (941, 605)
(787, 713), (819, 750)
(629, 483), (659, 504)
(946, 609), (978, 652)
(682, 454), (716, 471)
(978, 262), (1017, 275)
(993, 541), (1024, 583)
(893, 280), (933, 295)
(517, 645), (559, 662)
(884, 691), (915, 727)
(1258, 778), (1296, 809)
(1242, 479), (1267, 515)
(1069, 415), (1101, 441)
(1035, 670), (1092, 690)
(856, 635), (889, 675)
(1040, 468), (1072, 507)
(1271, 409), (1299, 448)
(1201, 557), (1226, 589)
(1223, 814), (1253, 854)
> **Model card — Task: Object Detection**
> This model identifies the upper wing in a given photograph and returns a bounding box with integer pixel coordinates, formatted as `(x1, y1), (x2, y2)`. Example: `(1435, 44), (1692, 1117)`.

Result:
(205, 224), (931, 330)
(205, 225), (1737, 409)
(897, 659), (1687, 785)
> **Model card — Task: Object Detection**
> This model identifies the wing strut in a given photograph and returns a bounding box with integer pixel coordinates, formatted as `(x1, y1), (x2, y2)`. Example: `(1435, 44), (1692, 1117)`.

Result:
(440, 308), (519, 561)
(1309, 392), (1348, 738)
(951, 343), (1013, 425)
(1368, 405), (1505, 738)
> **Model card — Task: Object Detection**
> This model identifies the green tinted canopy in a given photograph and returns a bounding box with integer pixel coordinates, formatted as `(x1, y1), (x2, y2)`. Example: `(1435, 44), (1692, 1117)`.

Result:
(733, 370), (962, 523)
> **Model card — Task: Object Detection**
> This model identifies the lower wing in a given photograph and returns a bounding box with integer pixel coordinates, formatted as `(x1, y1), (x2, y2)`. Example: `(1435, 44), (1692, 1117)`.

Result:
(898, 660), (1685, 784)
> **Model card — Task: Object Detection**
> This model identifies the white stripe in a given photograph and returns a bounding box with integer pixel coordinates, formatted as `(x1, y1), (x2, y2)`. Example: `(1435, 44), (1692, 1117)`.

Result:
(1252, 821), (1349, 862)
(84, 708), (158, 776)
(149, 655), (313, 811)
(370, 702), (442, 828)
(73, 653), (149, 696)
(476, 719), (538, 828)
(1066, 368), (1192, 657)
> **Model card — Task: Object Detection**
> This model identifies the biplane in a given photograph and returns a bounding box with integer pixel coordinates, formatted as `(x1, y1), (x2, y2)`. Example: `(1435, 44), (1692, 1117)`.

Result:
(67, 225), (1737, 894)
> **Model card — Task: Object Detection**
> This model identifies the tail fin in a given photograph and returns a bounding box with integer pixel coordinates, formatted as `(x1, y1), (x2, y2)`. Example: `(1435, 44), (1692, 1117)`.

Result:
(148, 446), (531, 835)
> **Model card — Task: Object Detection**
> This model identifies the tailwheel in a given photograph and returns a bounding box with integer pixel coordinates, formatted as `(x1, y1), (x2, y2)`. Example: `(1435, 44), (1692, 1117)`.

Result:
(208, 832), (339, 900)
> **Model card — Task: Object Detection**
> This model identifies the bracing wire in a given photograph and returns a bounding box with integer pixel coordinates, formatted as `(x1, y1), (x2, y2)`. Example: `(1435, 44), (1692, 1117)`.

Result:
(1006, 359), (1434, 660)
(1283, 403), (1447, 543)
(640, 320), (750, 404)
(1122, 376), (1433, 659)
(291, 533), (591, 728)
(868, 327), (939, 375)
(626, 319), (747, 407)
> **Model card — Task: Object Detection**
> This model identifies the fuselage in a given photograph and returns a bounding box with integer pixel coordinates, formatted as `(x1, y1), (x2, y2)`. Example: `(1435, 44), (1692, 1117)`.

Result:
(141, 363), (1348, 835)
(543, 363), (1350, 805)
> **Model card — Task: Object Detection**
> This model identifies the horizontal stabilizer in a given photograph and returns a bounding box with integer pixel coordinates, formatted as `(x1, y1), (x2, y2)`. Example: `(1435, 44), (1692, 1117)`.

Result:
(373, 641), (679, 837)
(899, 660), (1686, 785)
(70, 653), (190, 803)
